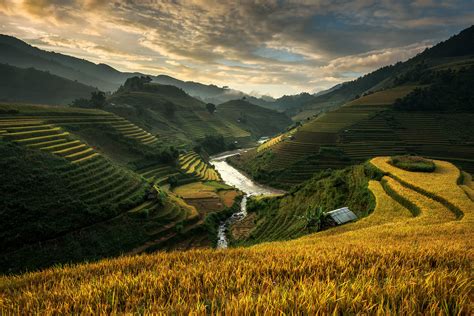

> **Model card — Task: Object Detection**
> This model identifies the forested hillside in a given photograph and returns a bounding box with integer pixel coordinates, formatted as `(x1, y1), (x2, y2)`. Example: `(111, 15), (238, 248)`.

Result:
(0, 63), (97, 105)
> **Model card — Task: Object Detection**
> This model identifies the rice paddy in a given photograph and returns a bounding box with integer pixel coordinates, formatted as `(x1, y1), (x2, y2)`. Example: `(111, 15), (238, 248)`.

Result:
(179, 152), (221, 181)
(1, 158), (472, 314)
(234, 86), (474, 187)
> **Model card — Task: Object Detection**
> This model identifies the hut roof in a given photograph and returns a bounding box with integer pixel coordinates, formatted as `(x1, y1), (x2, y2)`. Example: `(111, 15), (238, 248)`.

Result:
(327, 207), (357, 225)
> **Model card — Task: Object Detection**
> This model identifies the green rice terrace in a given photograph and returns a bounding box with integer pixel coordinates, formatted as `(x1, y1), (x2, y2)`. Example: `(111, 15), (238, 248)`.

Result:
(179, 151), (221, 181)
(106, 82), (254, 146)
(0, 103), (240, 273)
(231, 85), (474, 188)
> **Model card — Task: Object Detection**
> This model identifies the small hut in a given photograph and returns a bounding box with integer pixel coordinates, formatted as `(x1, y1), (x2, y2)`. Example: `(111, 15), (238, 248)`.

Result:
(326, 207), (357, 225)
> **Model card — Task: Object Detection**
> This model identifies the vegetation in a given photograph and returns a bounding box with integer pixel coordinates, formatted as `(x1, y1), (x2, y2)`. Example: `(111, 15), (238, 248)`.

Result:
(390, 155), (435, 172)
(217, 99), (292, 137)
(194, 134), (232, 155)
(206, 103), (216, 114)
(179, 152), (221, 181)
(1, 158), (472, 314)
(394, 66), (474, 112)
(238, 164), (375, 245)
(0, 63), (96, 105)
(234, 80), (474, 187)
(71, 91), (107, 109)
(106, 81), (254, 147)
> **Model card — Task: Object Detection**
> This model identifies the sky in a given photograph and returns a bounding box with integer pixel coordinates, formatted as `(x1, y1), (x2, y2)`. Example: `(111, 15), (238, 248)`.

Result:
(0, 0), (473, 97)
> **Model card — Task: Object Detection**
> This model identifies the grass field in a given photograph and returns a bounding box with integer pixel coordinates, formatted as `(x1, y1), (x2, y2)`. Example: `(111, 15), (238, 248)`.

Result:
(1, 157), (472, 314)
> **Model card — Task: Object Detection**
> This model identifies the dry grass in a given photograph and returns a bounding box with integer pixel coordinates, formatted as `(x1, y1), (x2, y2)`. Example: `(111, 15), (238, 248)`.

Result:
(371, 157), (473, 221)
(1, 158), (473, 314)
(218, 190), (240, 208)
(382, 176), (456, 224)
(173, 182), (219, 199)
(257, 135), (283, 152)
(345, 85), (418, 106)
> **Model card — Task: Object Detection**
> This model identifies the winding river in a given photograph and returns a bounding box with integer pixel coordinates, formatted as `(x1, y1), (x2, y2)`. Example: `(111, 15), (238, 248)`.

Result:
(210, 149), (284, 248)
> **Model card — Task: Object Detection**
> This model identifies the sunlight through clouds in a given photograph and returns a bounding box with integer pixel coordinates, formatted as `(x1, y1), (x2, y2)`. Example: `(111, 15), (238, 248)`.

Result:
(0, 0), (472, 96)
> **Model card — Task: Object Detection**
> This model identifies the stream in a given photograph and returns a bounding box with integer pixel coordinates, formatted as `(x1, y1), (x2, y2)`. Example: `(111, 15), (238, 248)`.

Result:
(210, 149), (284, 248)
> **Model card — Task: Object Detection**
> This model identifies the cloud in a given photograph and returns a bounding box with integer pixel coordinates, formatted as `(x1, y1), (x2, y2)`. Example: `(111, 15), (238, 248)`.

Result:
(0, 0), (472, 96)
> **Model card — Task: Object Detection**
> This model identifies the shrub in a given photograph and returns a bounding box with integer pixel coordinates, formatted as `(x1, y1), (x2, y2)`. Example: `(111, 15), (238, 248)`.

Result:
(390, 155), (435, 172)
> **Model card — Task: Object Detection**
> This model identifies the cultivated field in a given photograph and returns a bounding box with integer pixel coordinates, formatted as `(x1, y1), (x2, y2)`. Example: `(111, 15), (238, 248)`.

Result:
(179, 152), (221, 181)
(235, 85), (474, 187)
(2, 158), (472, 314)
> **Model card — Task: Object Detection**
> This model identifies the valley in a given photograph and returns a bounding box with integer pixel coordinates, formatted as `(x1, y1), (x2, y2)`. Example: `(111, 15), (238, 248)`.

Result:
(0, 14), (473, 314)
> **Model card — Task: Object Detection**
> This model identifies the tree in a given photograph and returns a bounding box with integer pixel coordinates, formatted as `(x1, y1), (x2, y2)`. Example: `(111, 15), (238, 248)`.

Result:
(90, 91), (106, 108)
(119, 76), (152, 92)
(71, 91), (106, 109)
(296, 206), (328, 231)
(206, 103), (216, 114)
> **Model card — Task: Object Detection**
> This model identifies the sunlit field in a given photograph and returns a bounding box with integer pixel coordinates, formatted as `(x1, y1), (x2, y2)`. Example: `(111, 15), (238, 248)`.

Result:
(1, 158), (472, 314)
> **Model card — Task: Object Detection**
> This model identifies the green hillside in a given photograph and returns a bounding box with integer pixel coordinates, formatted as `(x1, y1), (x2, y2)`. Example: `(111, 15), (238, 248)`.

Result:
(230, 27), (474, 188)
(217, 99), (292, 137)
(0, 103), (209, 273)
(0, 63), (97, 105)
(231, 84), (474, 188)
(0, 34), (139, 91)
(290, 26), (474, 121)
(233, 164), (375, 245)
(106, 78), (266, 146)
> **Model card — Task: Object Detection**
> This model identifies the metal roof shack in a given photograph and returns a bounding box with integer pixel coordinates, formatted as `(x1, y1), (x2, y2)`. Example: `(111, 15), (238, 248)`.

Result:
(326, 207), (357, 225)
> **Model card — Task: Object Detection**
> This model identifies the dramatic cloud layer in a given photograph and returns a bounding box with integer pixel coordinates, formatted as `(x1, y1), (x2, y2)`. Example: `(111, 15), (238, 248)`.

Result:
(0, 0), (472, 96)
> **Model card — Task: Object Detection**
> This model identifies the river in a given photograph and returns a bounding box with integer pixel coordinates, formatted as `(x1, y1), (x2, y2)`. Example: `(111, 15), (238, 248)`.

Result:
(210, 149), (284, 248)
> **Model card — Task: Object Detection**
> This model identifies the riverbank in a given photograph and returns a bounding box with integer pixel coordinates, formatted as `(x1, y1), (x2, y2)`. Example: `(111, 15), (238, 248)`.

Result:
(210, 150), (284, 248)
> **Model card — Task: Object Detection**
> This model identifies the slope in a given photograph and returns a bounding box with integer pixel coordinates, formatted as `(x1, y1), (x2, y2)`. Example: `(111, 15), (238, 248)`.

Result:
(217, 99), (292, 137)
(0, 63), (97, 105)
(290, 25), (474, 120)
(0, 103), (202, 273)
(106, 80), (256, 146)
(0, 34), (275, 106)
(231, 27), (474, 188)
(1, 158), (472, 314)
(152, 74), (285, 109)
(0, 34), (140, 91)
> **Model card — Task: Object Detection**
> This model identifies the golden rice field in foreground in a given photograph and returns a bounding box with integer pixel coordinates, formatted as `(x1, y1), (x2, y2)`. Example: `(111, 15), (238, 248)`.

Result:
(1, 158), (473, 314)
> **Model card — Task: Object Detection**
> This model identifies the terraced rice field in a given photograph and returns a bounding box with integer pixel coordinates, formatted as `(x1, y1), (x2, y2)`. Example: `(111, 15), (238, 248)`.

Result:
(179, 152), (221, 181)
(109, 120), (158, 145)
(0, 117), (152, 214)
(257, 134), (283, 152)
(173, 109), (251, 140)
(240, 86), (474, 187)
(371, 157), (471, 221)
(0, 120), (98, 163)
(0, 104), (158, 146)
(125, 194), (201, 255)
(2, 158), (472, 314)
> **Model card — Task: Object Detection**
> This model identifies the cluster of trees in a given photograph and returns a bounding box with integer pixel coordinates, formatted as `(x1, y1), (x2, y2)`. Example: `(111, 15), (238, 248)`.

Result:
(394, 66), (474, 112)
(194, 135), (234, 155)
(118, 76), (152, 92)
(71, 91), (107, 108)
(393, 62), (431, 85)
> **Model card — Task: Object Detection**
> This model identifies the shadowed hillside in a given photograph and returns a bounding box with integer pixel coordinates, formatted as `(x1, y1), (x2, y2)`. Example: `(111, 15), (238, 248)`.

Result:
(217, 99), (292, 137)
(230, 27), (474, 188)
(289, 25), (474, 120)
(0, 103), (221, 273)
(0, 63), (97, 105)
(106, 77), (286, 147)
